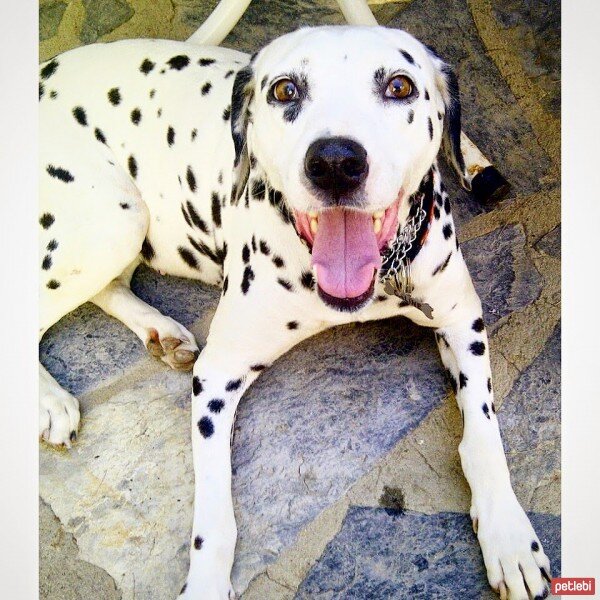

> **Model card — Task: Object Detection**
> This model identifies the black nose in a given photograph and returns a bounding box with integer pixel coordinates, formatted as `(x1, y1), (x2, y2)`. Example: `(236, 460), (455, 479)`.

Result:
(304, 137), (368, 195)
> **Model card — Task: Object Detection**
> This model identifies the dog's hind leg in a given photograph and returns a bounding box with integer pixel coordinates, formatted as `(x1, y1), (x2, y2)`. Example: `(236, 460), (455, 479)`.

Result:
(39, 122), (151, 445)
(91, 260), (199, 371)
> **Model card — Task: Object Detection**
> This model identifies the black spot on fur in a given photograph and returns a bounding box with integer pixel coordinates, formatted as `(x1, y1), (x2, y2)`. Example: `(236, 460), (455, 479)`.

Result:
(300, 270), (315, 290)
(442, 223), (453, 240)
(39, 82), (45, 100)
(131, 108), (142, 125)
(222, 276), (229, 295)
(222, 105), (231, 121)
(168, 55), (190, 70)
(482, 403), (490, 419)
(181, 204), (192, 228)
(49, 90), (58, 99)
(47, 239), (58, 251)
(191, 128), (198, 141)
(260, 75), (268, 91)
(407, 109), (414, 124)
(108, 87), (121, 105)
(46, 165), (74, 183)
(178, 246), (199, 270)
(432, 251), (452, 276)
(140, 59), (155, 74)
(225, 379), (242, 392)
(251, 179), (266, 199)
(199, 58), (216, 66)
(444, 197), (451, 214)
(208, 399), (225, 413)
(201, 82), (212, 95)
(192, 376), (203, 396)
(188, 236), (224, 266)
(193, 535), (203, 549)
(119, 202), (129, 209)
(491, 403), (496, 414)
(72, 106), (87, 126)
(186, 201), (208, 233)
(41, 255), (52, 270)
(141, 237), (155, 261)
(446, 370), (458, 394)
(277, 278), (293, 291)
(167, 126), (175, 146)
(400, 50), (414, 64)
(180, 583), (187, 594)
(128, 155), (138, 179)
(186, 166), (197, 193)
(211, 192), (222, 227)
(242, 244), (250, 264)
(250, 364), (266, 372)
(241, 265), (255, 294)
(40, 59), (59, 80)
(428, 117), (433, 140)
(287, 321), (299, 330)
(259, 240), (271, 255)
(94, 128), (107, 144)
(487, 377), (492, 393)
(472, 318), (485, 332)
(272, 255), (285, 268)
(424, 89), (430, 101)
(225, 69), (235, 79)
(149, 88), (156, 98)
(46, 279), (60, 290)
(459, 372), (468, 389)
(433, 206), (440, 220)
(39, 213), (55, 229)
(531, 540), (540, 552)
(469, 341), (486, 356)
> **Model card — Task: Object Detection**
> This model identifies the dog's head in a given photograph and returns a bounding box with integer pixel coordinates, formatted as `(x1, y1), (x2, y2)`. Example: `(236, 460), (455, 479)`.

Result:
(231, 26), (465, 311)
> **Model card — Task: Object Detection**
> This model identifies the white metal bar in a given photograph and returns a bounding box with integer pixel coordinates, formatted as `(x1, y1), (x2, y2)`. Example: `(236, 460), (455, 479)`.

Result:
(186, 0), (253, 46)
(335, 0), (378, 25)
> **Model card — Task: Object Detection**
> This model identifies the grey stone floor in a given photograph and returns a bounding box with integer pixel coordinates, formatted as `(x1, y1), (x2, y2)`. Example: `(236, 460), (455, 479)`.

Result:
(39, 1), (560, 598)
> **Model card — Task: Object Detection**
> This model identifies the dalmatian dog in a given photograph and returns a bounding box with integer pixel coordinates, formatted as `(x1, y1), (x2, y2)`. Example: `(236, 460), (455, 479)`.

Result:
(39, 25), (551, 600)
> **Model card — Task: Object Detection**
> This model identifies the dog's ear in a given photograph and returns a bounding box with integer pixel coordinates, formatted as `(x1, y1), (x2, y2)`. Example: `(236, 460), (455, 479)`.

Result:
(426, 47), (470, 191)
(230, 65), (255, 203)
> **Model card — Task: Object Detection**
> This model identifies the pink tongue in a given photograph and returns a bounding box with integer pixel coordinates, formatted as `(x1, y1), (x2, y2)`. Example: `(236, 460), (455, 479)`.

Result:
(312, 208), (381, 299)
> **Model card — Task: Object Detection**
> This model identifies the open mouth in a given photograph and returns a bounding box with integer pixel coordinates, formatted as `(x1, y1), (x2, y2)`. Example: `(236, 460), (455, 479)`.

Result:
(294, 196), (402, 311)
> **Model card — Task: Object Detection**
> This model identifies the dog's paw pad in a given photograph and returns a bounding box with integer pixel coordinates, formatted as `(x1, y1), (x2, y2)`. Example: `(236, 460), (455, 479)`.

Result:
(146, 327), (199, 371)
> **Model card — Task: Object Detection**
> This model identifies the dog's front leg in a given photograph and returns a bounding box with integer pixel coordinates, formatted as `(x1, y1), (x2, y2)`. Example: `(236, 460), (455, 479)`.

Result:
(179, 299), (324, 600)
(435, 304), (551, 600)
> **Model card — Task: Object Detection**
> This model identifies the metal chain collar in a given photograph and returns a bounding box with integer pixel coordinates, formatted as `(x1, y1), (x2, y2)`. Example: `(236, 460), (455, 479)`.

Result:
(379, 191), (427, 285)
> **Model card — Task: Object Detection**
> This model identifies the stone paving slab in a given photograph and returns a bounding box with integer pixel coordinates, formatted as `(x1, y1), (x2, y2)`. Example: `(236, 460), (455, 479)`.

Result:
(296, 508), (561, 599)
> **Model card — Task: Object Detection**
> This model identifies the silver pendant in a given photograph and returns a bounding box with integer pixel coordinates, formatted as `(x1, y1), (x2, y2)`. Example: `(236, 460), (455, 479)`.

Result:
(384, 264), (434, 320)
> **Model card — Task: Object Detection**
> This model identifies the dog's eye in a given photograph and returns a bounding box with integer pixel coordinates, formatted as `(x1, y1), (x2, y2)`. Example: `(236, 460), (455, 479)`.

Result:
(386, 75), (414, 99)
(272, 79), (298, 102)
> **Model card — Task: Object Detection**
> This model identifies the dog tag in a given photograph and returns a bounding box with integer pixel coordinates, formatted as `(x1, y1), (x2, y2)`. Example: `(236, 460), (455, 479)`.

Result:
(384, 278), (435, 320)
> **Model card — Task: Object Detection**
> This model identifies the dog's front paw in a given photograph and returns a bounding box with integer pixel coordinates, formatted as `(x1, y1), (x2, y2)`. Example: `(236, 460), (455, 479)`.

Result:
(145, 318), (199, 371)
(178, 574), (235, 600)
(472, 492), (552, 599)
(39, 385), (80, 448)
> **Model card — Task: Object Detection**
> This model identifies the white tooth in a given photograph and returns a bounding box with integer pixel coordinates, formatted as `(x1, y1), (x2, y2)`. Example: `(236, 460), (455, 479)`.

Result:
(373, 218), (382, 234)
(373, 210), (385, 219)
(310, 218), (318, 234)
(308, 211), (318, 219)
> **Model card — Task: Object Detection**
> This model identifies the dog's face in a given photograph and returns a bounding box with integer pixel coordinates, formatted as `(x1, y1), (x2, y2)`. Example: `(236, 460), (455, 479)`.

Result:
(231, 26), (465, 311)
